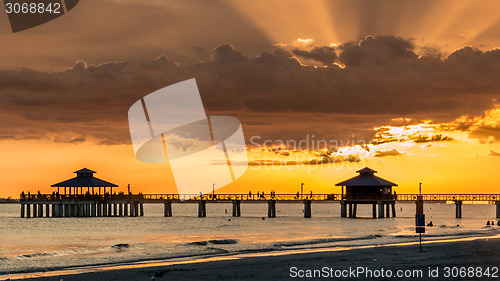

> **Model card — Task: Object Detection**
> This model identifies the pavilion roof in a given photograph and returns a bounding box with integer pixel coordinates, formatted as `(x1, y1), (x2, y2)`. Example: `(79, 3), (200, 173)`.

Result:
(335, 167), (397, 187)
(51, 168), (118, 187)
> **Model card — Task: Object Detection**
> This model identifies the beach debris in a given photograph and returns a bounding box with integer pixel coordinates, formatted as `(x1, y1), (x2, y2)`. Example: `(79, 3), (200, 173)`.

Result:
(487, 221), (491, 226)
(262, 217), (265, 220)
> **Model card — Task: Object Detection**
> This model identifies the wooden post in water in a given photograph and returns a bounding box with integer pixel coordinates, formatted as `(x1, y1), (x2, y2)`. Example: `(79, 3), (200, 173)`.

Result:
(378, 202), (385, 218)
(130, 202), (135, 217)
(38, 204), (43, 217)
(352, 203), (357, 218)
(72, 204), (78, 217)
(496, 201), (500, 219)
(198, 200), (206, 217)
(45, 204), (50, 217)
(54, 204), (59, 217)
(267, 200), (276, 218)
(391, 203), (396, 217)
(113, 204), (118, 217)
(33, 204), (37, 218)
(107, 204), (112, 217)
(303, 199), (311, 218)
(140, 203), (144, 216)
(372, 204), (377, 218)
(348, 203), (353, 218)
(455, 200), (462, 218)
(26, 204), (31, 218)
(51, 204), (56, 217)
(385, 204), (390, 218)
(20, 204), (25, 218)
(340, 201), (347, 217)
(134, 201), (140, 216)
(124, 203), (128, 216)
(232, 200), (241, 217)
(164, 200), (172, 217)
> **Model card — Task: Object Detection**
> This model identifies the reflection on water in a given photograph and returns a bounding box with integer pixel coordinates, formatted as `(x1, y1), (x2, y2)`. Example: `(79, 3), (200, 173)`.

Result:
(0, 202), (498, 274)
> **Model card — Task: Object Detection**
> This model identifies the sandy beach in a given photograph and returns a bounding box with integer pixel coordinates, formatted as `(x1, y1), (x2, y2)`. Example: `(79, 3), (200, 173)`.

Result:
(7, 235), (497, 281)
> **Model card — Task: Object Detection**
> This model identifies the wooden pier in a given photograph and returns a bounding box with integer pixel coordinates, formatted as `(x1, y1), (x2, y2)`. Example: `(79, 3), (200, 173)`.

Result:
(19, 192), (500, 219)
(18, 167), (500, 219)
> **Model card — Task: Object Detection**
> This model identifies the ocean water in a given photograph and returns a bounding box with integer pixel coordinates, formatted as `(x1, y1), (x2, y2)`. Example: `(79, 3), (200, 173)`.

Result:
(0, 202), (498, 275)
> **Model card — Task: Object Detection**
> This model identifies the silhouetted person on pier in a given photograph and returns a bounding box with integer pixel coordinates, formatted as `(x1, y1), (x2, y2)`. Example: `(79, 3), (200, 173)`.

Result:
(21, 191), (25, 199)
(37, 191), (41, 199)
(249, 191), (252, 197)
(296, 191), (300, 198)
(27, 191), (30, 199)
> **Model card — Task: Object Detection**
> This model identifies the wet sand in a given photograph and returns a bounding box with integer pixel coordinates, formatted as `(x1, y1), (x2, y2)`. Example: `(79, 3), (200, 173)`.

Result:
(7, 235), (497, 281)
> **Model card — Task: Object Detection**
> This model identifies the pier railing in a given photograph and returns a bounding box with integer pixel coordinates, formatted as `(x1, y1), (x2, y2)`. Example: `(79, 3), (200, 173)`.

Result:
(20, 193), (500, 202)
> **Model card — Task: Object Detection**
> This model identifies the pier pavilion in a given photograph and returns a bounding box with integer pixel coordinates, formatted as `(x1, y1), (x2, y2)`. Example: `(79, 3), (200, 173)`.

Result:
(19, 168), (144, 218)
(336, 167), (397, 218)
(51, 168), (118, 195)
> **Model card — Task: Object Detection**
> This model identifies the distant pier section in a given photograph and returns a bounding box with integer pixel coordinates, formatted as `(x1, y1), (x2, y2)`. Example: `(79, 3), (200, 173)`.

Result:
(19, 168), (500, 219)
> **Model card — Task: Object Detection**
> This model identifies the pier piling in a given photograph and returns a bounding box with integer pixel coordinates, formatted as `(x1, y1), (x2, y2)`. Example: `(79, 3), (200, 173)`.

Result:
(340, 201), (346, 217)
(455, 200), (462, 218)
(140, 203), (144, 216)
(348, 203), (353, 218)
(391, 203), (396, 217)
(385, 204), (390, 218)
(267, 200), (276, 218)
(198, 200), (206, 217)
(129, 202), (135, 217)
(352, 203), (357, 218)
(133, 201), (139, 216)
(378, 202), (384, 218)
(20, 204), (25, 218)
(46, 204), (50, 217)
(26, 204), (31, 218)
(372, 204), (376, 218)
(164, 200), (172, 217)
(124, 203), (128, 216)
(303, 200), (311, 218)
(496, 201), (500, 219)
(38, 204), (43, 217)
(232, 200), (241, 217)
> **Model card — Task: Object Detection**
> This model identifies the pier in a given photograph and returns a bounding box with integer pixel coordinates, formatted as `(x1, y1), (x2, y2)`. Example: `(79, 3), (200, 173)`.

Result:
(18, 168), (500, 219)
(19, 192), (500, 218)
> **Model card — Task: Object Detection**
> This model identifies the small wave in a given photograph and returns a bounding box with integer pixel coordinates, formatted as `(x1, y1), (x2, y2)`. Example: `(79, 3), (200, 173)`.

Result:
(16, 252), (57, 259)
(111, 244), (133, 252)
(273, 235), (381, 248)
(188, 239), (238, 246)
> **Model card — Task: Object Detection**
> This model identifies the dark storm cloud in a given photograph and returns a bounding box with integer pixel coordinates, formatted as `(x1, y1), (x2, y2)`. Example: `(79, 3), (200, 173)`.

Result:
(1, 36), (499, 145)
(292, 46), (337, 65)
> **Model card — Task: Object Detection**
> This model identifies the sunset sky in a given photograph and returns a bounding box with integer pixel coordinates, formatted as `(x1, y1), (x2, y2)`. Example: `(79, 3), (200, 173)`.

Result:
(1, 0), (500, 197)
